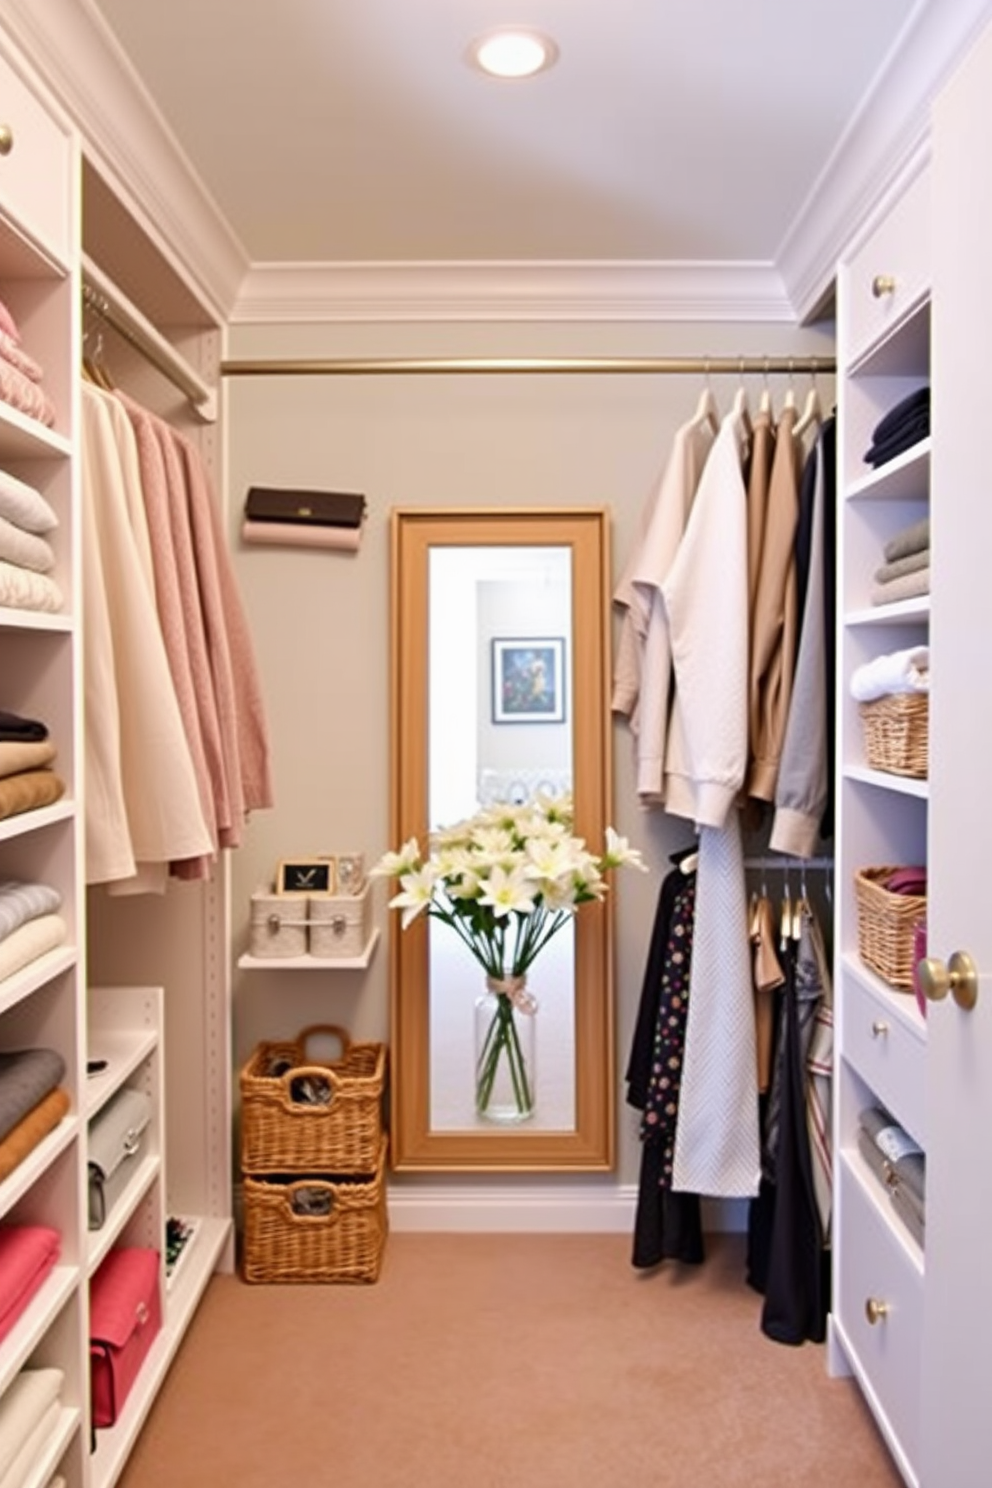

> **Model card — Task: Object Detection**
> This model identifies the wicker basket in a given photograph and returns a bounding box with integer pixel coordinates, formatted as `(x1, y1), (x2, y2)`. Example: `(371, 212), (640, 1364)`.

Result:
(240, 1024), (386, 1174)
(242, 1136), (388, 1284)
(854, 866), (927, 989)
(858, 692), (929, 779)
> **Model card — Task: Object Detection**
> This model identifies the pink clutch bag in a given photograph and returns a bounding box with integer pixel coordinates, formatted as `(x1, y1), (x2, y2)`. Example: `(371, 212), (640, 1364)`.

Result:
(0, 1224), (61, 1342)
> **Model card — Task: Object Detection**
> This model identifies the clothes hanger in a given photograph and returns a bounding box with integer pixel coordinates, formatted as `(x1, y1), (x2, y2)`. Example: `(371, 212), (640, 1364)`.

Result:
(793, 365), (823, 439)
(758, 358), (774, 418)
(690, 361), (720, 434)
(82, 322), (115, 391)
(732, 358), (752, 435)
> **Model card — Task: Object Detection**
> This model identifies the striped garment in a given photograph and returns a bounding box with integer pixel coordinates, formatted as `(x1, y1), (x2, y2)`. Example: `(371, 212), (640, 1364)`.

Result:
(0, 881), (62, 945)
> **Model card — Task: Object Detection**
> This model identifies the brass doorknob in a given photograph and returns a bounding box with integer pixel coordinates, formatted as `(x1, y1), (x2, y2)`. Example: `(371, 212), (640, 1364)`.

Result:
(0, 124), (13, 157)
(872, 273), (896, 298)
(865, 1297), (889, 1326)
(917, 951), (979, 1012)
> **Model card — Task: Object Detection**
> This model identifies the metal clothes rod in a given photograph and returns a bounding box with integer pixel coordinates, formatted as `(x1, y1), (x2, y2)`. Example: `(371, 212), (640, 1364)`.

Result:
(220, 354), (835, 379)
(81, 255), (218, 423)
(743, 856), (834, 871)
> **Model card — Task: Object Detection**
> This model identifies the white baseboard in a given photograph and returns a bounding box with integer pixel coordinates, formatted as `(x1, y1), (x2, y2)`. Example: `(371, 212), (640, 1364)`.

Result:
(233, 1179), (748, 1235)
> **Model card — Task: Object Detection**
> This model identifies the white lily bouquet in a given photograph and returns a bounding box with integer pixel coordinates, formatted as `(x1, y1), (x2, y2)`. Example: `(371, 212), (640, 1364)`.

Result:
(373, 794), (645, 1121)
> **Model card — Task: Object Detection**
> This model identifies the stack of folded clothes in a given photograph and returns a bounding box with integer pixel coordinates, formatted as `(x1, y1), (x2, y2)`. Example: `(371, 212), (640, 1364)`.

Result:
(871, 515), (930, 606)
(0, 1045), (69, 1184)
(0, 879), (67, 994)
(0, 712), (66, 827)
(0, 296), (56, 430)
(0, 467), (62, 614)
(241, 485), (367, 551)
(857, 1104), (926, 1248)
(0, 1225), (61, 1344)
(0, 1366), (65, 1488)
(864, 386), (930, 469)
(849, 644), (929, 702)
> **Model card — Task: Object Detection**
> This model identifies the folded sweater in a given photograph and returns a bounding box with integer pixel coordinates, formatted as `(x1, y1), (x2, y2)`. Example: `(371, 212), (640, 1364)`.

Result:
(871, 565), (930, 607)
(884, 516), (930, 564)
(0, 1049), (67, 1142)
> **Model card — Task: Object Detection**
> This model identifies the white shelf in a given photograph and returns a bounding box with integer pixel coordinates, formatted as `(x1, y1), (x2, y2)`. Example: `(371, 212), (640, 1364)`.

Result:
(237, 927), (380, 971)
(0, 1112), (77, 1218)
(842, 764), (929, 800)
(844, 597), (930, 628)
(85, 1027), (159, 1117)
(838, 1145), (925, 1276)
(0, 944), (77, 1015)
(845, 438), (930, 501)
(0, 799), (76, 843)
(0, 605), (73, 633)
(0, 1264), (78, 1398)
(86, 1154), (162, 1276)
(846, 288), (931, 377)
(840, 950), (927, 1042)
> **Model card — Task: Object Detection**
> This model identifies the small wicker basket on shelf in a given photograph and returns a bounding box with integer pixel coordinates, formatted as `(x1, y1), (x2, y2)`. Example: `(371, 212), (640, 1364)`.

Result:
(242, 1136), (388, 1284)
(854, 866), (927, 990)
(240, 1024), (386, 1174)
(858, 692), (929, 779)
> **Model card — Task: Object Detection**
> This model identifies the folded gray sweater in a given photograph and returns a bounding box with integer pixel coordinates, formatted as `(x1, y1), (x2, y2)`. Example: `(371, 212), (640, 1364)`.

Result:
(874, 546), (930, 585)
(884, 516), (930, 564)
(0, 1048), (66, 1143)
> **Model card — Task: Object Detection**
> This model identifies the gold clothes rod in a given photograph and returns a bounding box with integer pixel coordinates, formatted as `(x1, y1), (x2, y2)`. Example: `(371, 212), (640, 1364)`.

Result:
(220, 354), (834, 379)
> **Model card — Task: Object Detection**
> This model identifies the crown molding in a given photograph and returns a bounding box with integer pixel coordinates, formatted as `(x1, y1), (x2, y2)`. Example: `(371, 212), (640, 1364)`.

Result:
(231, 260), (794, 325)
(0, 0), (249, 323)
(779, 0), (992, 321)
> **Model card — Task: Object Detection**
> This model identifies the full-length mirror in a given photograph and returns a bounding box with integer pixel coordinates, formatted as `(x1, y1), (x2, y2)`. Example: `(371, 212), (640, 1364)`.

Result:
(388, 508), (614, 1171)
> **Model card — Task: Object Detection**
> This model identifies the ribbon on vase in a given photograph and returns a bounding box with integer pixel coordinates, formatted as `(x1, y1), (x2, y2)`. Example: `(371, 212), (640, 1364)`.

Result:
(486, 974), (538, 1015)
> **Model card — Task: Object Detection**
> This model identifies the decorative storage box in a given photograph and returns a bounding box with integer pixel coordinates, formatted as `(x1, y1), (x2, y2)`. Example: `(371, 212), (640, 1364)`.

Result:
(242, 1135), (388, 1284)
(854, 866), (927, 990)
(858, 692), (929, 779)
(248, 890), (308, 959)
(240, 1024), (386, 1174)
(88, 1085), (152, 1230)
(308, 884), (371, 959)
(89, 1247), (162, 1428)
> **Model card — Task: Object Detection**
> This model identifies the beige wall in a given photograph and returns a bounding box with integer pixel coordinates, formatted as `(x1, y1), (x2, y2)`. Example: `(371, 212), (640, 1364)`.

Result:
(226, 314), (835, 1190)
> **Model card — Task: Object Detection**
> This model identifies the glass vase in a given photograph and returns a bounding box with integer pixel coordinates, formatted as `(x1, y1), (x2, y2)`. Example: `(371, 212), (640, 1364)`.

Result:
(474, 977), (537, 1123)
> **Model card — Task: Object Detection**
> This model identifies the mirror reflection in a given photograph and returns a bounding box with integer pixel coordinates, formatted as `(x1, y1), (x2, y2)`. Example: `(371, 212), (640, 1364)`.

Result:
(427, 545), (575, 1131)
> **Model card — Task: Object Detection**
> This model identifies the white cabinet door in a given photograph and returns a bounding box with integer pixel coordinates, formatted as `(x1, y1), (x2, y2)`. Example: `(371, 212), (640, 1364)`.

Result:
(921, 18), (992, 1486)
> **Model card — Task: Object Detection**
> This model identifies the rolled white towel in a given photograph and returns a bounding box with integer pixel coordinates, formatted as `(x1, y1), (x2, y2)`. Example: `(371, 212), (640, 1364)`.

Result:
(850, 646), (929, 703)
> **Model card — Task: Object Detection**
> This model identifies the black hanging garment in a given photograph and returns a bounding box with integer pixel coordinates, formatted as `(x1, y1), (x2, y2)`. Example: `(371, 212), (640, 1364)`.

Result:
(757, 910), (830, 1344)
(626, 861), (704, 1268)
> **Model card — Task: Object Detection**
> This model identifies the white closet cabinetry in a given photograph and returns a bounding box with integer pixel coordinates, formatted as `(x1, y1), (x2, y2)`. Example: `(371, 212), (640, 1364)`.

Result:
(833, 16), (992, 1487)
(0, 37), (86, 1488)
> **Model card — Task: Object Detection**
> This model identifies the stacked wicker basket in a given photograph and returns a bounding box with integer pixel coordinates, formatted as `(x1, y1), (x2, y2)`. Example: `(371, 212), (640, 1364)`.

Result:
(239, 1024), (388, 1283)
(855, 693), (929, 993)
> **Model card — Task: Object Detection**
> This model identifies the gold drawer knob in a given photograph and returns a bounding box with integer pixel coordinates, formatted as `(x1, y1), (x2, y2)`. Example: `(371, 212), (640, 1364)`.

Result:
(865, 1297), (889, 1326)
(917, 950), (979, 1012)
(871, 1019), (889, 1038)
(0, 124), (13, 157)
(872, 274), (896, 298)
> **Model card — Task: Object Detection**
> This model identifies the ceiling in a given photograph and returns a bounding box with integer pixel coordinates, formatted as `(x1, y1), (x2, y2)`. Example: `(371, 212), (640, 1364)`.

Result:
(86, 0), (921, 272)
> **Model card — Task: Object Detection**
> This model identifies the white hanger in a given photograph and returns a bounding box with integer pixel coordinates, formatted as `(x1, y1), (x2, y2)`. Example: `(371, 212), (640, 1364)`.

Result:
(758, 358), (774, 418)
(794, 366), (823, 439)
(690, 362), (720, 434)
(732, 362), (752, 435)
(782, 359), (798, 413)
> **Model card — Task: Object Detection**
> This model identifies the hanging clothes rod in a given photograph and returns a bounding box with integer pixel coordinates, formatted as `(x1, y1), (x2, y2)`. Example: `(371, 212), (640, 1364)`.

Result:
(743, 856), (834, 871)
(81, 255), (218, 423)
(219, 353), (835, 379)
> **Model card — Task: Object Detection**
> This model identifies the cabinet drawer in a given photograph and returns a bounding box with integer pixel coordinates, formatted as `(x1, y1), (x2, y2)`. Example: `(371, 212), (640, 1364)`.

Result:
(0, 49), (71, 266)
(837, 1160), (922, 1475)
(844, 973), (926, 1148)
(846, 167), (930, 364)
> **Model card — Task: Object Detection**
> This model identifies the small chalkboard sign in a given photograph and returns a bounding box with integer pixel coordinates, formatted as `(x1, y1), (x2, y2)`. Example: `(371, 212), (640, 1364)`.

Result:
(276, 858), (336, 895)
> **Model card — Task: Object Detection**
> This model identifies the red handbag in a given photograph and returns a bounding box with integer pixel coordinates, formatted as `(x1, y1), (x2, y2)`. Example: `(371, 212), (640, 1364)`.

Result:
(89, 1247), (162, 1428)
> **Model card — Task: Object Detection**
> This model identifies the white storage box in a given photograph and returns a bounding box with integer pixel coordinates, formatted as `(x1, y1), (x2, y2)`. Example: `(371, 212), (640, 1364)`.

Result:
(249, 890), (309, 958)
(309, 885), (371, 959)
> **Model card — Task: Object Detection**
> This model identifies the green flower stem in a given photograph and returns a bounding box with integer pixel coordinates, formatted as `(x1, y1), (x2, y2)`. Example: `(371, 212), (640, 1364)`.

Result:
(476, 992), (533, 1117)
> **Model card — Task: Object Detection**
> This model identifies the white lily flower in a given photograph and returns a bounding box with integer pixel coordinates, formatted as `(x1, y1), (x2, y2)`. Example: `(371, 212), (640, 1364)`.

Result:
(389, 864), (438, 928)
(477, 863), (539, 918)
(371, 837), (421, 877)
(602, 826), (648, 871)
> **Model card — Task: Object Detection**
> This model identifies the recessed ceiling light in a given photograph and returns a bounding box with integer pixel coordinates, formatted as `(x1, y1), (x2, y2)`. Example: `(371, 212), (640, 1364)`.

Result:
(467, 28), (559, 80)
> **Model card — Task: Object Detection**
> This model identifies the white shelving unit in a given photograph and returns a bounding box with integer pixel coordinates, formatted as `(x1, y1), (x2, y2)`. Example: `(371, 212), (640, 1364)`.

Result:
(0, 32), (86, 1488)
(237, 928), (380, 972)
(831, 151), (932, 1488)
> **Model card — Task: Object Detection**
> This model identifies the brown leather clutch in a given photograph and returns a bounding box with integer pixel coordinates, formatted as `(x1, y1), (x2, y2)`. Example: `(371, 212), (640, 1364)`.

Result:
(244, 487), (366, 528)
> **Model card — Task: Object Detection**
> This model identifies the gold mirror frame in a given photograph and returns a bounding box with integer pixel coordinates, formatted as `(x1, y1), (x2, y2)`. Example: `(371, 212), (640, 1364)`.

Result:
(388, 506), (615, 1171)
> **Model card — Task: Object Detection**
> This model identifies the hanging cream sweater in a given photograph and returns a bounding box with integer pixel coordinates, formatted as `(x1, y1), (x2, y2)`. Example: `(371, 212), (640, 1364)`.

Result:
(661, 404), (750, 830)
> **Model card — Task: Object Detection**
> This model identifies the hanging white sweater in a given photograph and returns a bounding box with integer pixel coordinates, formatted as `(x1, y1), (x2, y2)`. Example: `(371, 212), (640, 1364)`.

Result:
(661, 404), (750, 829)
(611, 416), (714, 801)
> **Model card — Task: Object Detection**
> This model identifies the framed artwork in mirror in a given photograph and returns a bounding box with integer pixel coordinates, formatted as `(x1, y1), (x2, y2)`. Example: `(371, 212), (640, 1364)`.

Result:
(491, 637), (566, 724)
